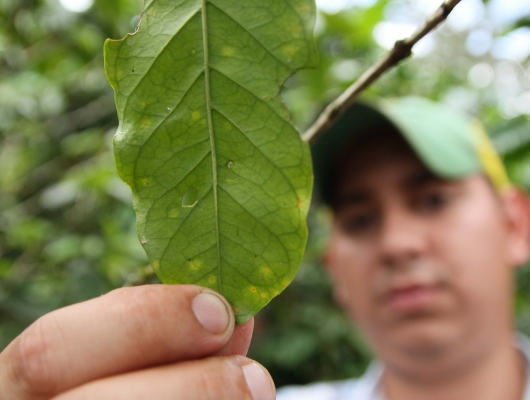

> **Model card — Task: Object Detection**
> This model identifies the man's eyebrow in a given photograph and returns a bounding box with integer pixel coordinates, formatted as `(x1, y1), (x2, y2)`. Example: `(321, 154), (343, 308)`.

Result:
(334, 191), (369, 208)
(403, 168), (446, 188)
(332, 169), (451, 209)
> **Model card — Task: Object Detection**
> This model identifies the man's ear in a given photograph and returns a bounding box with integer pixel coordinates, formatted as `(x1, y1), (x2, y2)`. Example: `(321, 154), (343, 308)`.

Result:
(502, 186), (530, 268)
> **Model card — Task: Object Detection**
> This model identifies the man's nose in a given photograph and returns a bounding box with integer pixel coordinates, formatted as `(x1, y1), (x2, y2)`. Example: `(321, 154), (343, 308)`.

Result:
(379, 208), (427, 267)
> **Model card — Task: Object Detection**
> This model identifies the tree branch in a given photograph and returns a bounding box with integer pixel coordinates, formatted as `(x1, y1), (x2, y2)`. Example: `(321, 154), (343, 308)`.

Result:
(302, 0), (462, 144)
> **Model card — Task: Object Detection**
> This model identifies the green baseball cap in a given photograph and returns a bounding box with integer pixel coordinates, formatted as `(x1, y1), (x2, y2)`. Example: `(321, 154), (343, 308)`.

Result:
(312, 96), (509, 205)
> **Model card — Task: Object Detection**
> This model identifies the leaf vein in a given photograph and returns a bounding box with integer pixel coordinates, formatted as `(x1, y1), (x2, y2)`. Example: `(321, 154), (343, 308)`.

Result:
(208, 2), (291, 70)
(159, 186), (214, 262)
(202, 0), (223, 294)
(131, 70), (204, 191)
(218, 186), (291, 266)
(149, 149), (211, 206)
(210, 66), (286, 123)
(213, 107), (301, 200)
(188, 242), (217, 261)
(122, 6), (201, 99)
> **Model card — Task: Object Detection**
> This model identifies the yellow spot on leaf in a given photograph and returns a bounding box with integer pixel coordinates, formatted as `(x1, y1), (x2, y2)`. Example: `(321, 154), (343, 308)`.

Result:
(283, 45), (295, 56)
(142, 179), (149, 186)
(168, 208), (179, 218)
(189, 259), (201, 270)
(222, 47), (235, 56)
(250, 287), (257, 292)
(297, 198), (304, 208)
(151, 259), (160, 271)
(261, 267), (270, 275)
(291, 25), (300, 34)
(140, 117), (151, 128)
(208, 276), (216, 284)
(260, 293), (266, 299)
(192, 111), (200, 120)
(297, 4), (310, 14)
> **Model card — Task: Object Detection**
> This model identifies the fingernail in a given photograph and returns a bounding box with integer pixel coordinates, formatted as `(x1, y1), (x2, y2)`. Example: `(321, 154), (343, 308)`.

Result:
(191, 292), (230, 334)
(242, 362), (275, 400)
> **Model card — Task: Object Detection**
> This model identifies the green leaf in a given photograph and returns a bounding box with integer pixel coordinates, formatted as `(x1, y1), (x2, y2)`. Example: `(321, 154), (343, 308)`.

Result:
(104, 0), (317, 323)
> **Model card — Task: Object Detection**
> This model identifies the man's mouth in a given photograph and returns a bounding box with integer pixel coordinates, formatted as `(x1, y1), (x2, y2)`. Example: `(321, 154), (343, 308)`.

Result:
(384, 284), (443, 314)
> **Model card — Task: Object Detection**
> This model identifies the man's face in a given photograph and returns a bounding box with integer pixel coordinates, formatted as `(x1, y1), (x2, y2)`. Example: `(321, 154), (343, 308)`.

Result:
(325, 133), (523, 375)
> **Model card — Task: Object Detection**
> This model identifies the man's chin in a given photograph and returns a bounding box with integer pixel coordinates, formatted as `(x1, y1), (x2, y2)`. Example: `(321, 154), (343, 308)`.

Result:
(386, 317), (461, 358)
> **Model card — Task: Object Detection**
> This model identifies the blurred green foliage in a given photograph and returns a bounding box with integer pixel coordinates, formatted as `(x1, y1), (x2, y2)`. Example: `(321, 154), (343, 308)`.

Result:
(1, 0), (530, 389)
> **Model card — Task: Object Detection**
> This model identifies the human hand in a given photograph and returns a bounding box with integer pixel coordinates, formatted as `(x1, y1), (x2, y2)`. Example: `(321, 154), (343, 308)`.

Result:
(0, 284), (274, 400)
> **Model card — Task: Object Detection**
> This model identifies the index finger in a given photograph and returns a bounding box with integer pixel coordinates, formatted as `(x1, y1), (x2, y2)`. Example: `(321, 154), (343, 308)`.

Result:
(0, 284), (246, 400)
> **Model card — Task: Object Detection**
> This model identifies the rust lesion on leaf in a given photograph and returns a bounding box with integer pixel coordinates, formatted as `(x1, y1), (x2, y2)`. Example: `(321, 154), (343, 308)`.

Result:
(296, 4), (311, 15)
(283, 45), (296, 56)
(189, 259), (202, 270)
(222, 47), (235, 56)
(167, 208), (180, 218)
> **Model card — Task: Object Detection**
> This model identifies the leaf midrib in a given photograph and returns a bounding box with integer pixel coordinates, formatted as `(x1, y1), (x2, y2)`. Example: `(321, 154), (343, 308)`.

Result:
(202, 0), (222, 293)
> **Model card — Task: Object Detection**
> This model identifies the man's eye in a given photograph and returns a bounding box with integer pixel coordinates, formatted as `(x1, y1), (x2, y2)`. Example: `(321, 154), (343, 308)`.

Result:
(342, 213), (378, 234)
(415, 192), (449, 212)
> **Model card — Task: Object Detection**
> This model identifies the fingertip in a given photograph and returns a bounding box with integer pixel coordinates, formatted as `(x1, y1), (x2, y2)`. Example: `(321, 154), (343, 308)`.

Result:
(232, 357), (275, 400)
(191, 291), (233, 335)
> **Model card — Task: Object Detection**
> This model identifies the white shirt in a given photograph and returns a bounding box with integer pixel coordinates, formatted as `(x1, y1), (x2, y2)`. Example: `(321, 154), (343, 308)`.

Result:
(276, 334), (530, 400)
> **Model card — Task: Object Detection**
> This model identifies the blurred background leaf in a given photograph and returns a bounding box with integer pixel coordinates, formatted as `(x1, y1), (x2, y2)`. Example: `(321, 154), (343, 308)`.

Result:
(1, 0), (529, 389)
